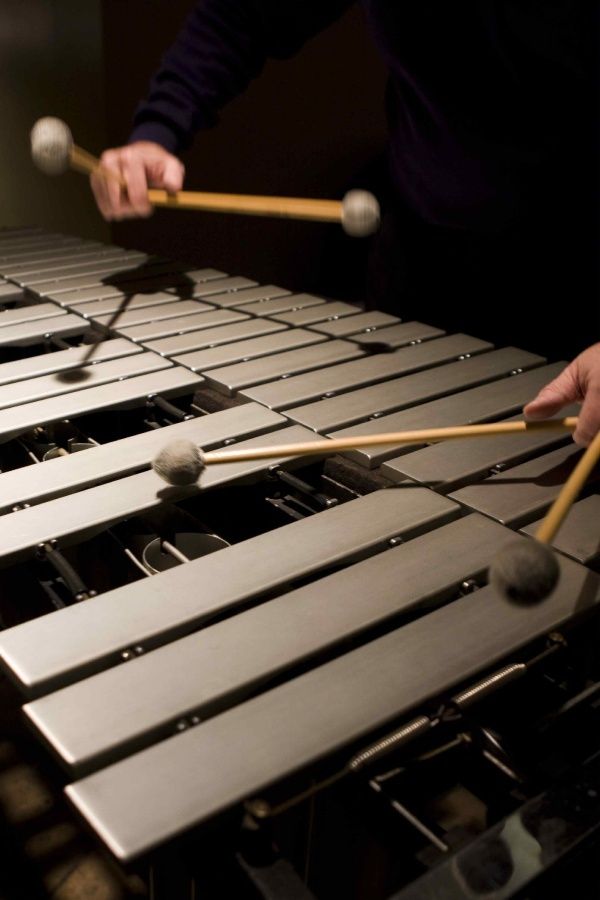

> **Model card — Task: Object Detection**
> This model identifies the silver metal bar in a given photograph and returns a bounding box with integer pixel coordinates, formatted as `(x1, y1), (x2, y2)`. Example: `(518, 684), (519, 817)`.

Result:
(0, 283), (25, 303)
(25, 514), (531, 776)
(14, 252), (150, 286)
(119, 308), (250, 343)
(273, 301), (365, 327)
(309, 311), (400, 337)
(0, 236), (82, 255)
(171, 328), (326, 372)
(144, 317), (288, 358)
(204, 284), (291, 309)
(521, 494), (600, 565)
(0, 303), (67, 327)
(31, 261), (186, 297)
(328, 361), (564, 469)
(48, 270), (227, 310)
(0, 352), (171, 410)
(242, 332), (493, 413)
(179, 268), (228, 283)
(0, 402), (284, 513)
(205, 339), (364, 397)
(229, 294), (324, 318)
(351, 323), (449, 350)
(0, 225), (44, 239)
(70, 292), (192, 318)
(0, 314), (90, 349)
(0, 488), (458, 696)
(0, 247), (129, 277)
(0, 366), (201, 443)
(382, 408), (576, 491)
(0, 337), (140, 387)
(47, 284), (127, 305)
(183, 276), (258, 299)
(0, 243), (106, 268)
(64, 548), (599, 862)
(284, 347), (542, 429)
(450, 442), (594, 528)
(0, 424), (317, 567)
(94, 300), (215, 330)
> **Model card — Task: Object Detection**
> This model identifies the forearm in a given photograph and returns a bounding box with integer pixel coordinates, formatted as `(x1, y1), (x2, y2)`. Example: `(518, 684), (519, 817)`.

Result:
(130, 0), (354, 153)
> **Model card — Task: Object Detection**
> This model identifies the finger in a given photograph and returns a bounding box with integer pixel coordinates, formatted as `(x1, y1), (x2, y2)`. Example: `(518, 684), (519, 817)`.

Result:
(523, 361), (582, 419)
(100, 150), (129, 220)
(90, 172), (112, 220)
(120, 148), (152, 217)
(161, 157), (185, 194)
(573, 382), (600, 446)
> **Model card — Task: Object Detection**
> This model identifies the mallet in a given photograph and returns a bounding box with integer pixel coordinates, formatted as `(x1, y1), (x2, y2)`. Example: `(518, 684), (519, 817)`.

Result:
(30, 117), (380, 237)
(490, 429), (600, 604)
(152, 417), (578, 486)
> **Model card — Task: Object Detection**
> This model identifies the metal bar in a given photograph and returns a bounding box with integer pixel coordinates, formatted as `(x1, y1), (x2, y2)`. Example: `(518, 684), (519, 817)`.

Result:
(64, 549), (599, 861)
(272, 301), (364, 328)
(0, 488), (458, 695)
(309, 311), (399, 337)
(450, 442), (597, 528)
(328, 361), (565, 469)
(25, 514), (535, 777)
(0, 402), (284, 512)
(0, 303), (67, 327)
(203, 284), (291, 309)
(205, 339), (364, 397)
(0, 315), (90, 349)
(284, 347), (542, 428)
(93, 300), (215, 330)
(521, 494), (600, 565)
(0, 366), (201, 444)
(171, 328), (326, 372)
(119, 309), (250, 343)
(229, 295), (324, 318)
(0, 352), (171, 410)
(242, 333), (493, 413)
(144, 318), (288, 358)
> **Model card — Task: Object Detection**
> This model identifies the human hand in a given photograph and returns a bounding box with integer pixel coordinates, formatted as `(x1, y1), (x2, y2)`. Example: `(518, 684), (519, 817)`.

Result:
(90, 141), (184, 220)
(524, 343), (600, 446)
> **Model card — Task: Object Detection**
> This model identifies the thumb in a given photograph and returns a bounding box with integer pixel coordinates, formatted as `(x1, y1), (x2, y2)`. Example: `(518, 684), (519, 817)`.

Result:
(523, 361), (582, 420)
(161, 157), (185, 194)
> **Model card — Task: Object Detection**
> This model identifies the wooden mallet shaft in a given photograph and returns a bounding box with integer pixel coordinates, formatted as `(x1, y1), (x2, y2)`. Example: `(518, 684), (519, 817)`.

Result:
(72, 144), (343, 222)
(535, 429), (600, 544)
(32, 118), (378, 234)
(201, 418), (578, 466)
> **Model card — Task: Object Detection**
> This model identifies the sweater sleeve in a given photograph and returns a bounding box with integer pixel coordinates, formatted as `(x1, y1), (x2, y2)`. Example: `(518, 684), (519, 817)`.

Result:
(130, 0), (355, 152)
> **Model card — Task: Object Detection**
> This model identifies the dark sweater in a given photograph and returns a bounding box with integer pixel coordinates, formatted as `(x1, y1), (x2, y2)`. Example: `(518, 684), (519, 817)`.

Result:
(131, 1), (596, 231)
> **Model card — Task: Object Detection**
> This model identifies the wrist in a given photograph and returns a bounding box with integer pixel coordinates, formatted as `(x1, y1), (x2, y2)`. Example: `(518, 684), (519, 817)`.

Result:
(128, 121), (180, 155)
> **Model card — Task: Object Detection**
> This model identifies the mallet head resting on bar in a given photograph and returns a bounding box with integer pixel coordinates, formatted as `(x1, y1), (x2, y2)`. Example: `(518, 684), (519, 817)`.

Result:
(153, 439), (205, 486)
(30, 117), (73, 176)
(489, 538), (560, 605)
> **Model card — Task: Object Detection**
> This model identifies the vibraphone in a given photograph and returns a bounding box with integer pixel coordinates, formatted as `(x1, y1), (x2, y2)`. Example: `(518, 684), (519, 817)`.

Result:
(0, 225), (599, 899)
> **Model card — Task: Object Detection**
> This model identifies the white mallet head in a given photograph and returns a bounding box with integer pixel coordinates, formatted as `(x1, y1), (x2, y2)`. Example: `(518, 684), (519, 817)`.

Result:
(341, 190), (380, 238)
(30, 117), (73, 176)
(489, 539), (560, 605)
(152, 439), (205, 486)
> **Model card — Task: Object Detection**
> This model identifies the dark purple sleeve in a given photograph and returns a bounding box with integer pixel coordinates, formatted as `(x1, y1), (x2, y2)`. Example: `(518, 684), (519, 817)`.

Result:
(130, 0), (354, 153)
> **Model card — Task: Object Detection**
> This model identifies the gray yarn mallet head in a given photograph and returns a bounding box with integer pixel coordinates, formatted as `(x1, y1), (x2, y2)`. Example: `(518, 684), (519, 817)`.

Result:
(341, 190), (381, 238)
(489, 538), (560, 605)
(152, 439), (206, 486)
(30, 117), (73, 176)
